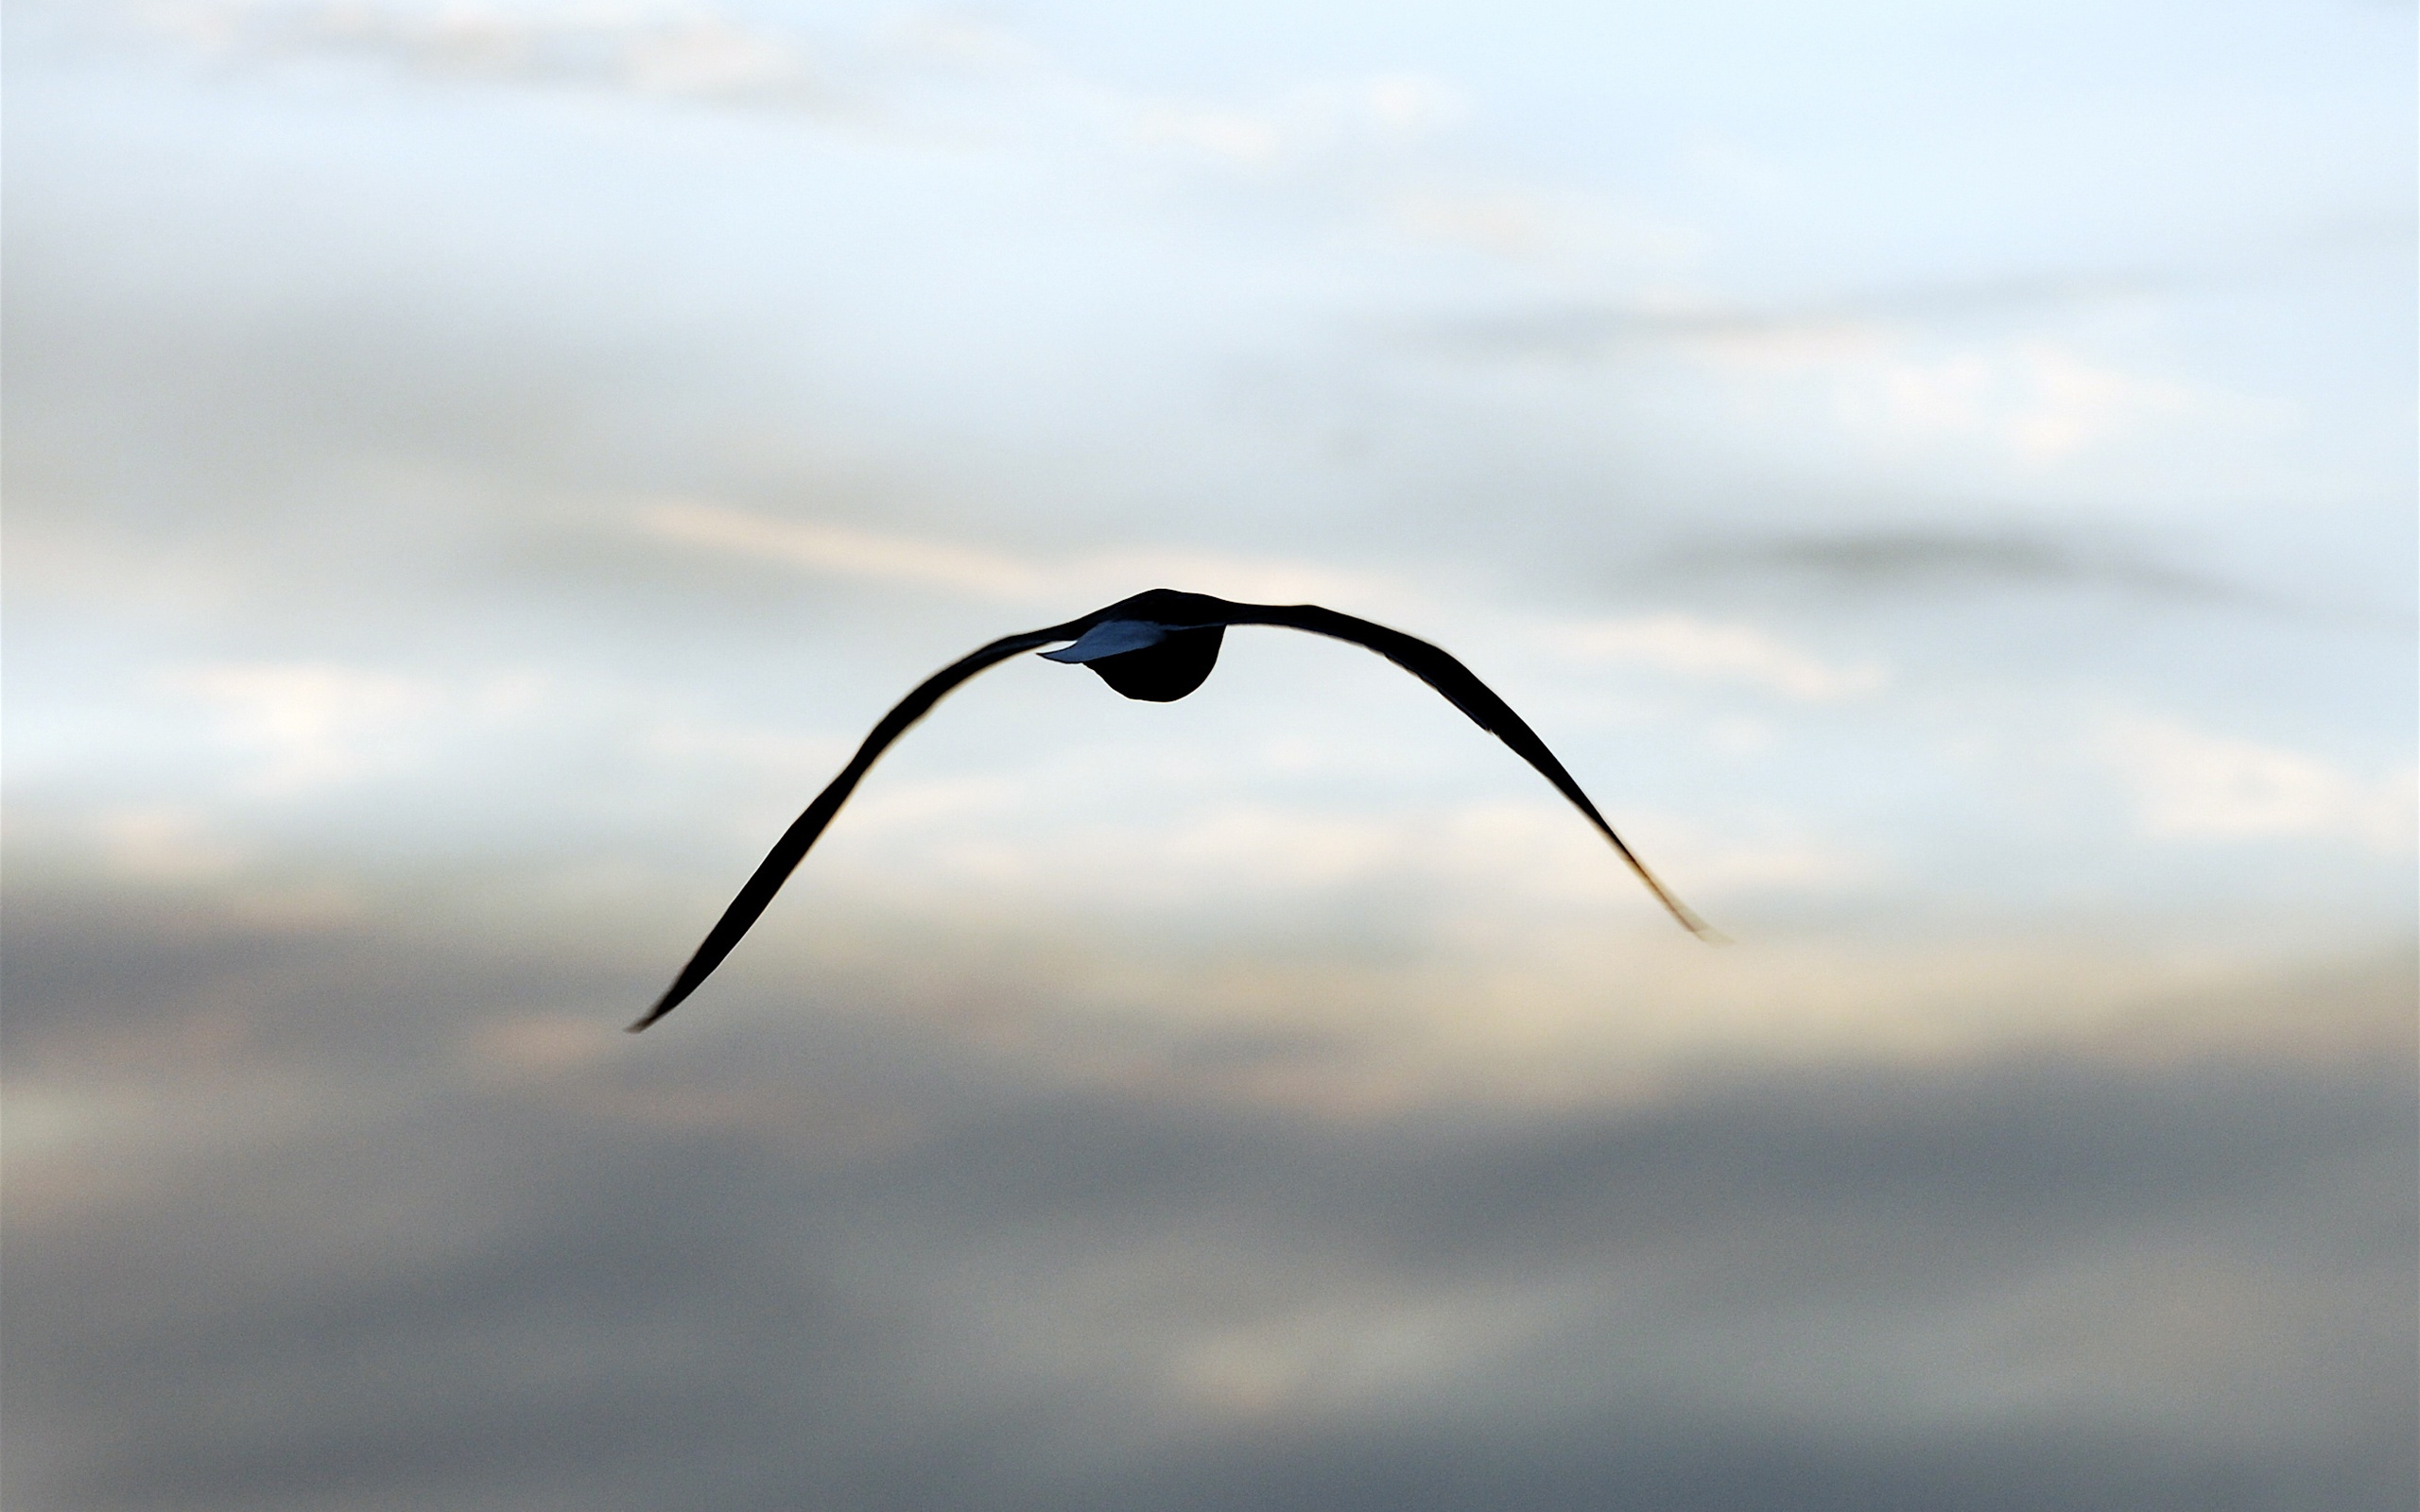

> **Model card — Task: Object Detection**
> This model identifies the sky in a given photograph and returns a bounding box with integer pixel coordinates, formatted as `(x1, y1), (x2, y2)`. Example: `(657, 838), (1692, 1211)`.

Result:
(4, 1), (2414, 1507)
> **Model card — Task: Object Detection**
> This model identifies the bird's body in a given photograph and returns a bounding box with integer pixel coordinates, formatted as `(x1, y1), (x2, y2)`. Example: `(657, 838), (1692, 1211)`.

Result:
(1045, 608), (1228, 701)
(631, 590), (1715, 1031)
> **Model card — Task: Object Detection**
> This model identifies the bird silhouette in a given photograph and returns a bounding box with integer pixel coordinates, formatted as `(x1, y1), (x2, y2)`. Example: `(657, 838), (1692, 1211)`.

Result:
(631, 589), (1717, 1031)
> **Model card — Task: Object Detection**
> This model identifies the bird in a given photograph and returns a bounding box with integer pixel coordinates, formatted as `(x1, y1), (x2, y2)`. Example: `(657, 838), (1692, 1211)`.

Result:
(631, 588), (1718, 1032)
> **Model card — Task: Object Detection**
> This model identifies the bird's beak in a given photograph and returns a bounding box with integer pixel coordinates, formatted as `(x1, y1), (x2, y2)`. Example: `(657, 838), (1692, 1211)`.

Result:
(1039, 619), (1167, 663)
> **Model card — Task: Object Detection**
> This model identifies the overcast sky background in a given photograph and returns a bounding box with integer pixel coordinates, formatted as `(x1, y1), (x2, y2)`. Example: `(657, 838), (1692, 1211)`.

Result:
(6, 1), (2415, 1507)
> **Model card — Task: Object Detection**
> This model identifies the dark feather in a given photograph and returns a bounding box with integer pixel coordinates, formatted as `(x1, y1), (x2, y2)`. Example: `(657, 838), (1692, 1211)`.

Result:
(629, 618), (1093, 1031)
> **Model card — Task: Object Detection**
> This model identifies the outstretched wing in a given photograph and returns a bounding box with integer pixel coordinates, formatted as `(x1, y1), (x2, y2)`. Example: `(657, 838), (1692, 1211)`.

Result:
(636, 592), (1714, 1031)
(1220, 601), (1721, 941)
(631, 621), (1090, 1031)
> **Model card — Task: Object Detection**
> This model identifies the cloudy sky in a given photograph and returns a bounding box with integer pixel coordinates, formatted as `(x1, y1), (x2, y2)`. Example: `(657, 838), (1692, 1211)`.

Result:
(6, 0), (2414, 1506)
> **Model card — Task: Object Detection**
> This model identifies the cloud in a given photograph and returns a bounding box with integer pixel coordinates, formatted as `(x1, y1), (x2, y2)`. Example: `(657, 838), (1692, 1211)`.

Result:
(1387, 185), (1703, 266)
(93, 805), (249, 882)
(123, 0), (1467, 183)
(2102, 716), (2417, 851)
(136, 0), (827, 106)
(1556, 615), (1886, 701)
(635, 499), (1046, 600)
(5, 892), (2411, 1511)
(1137, 74), (1468, 167)
(1139, 103), (1291, 164)
(458, 1012), (622, 1084)
(636, 717), (849, 780)
(632, 498), (1389, 609)
(9, 21), (2411, 1503)
(1828, 340), (2199, 462)
(1429, 270), (2177, 359)
(168, 663), (443, 795)
(1674, 335), (2213, 465)
(154, 664), (554, 804)
(1426, 292), (2254, 465)
(1667, 529), (2259, 604)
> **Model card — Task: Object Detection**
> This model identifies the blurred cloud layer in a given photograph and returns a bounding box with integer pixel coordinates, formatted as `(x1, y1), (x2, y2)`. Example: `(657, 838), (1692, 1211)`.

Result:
(5, 0), (2413, 1506)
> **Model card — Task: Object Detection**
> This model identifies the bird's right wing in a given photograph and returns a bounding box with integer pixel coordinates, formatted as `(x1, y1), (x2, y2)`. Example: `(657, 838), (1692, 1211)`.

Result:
(1228, 602), (1720, 941)
(631, 621), (1090, 1032)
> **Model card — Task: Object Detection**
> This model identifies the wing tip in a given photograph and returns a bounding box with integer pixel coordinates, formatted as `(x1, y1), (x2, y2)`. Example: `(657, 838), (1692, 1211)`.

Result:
(1666, 900), (1730, 946)
(1631, 866), (1727, 947)
(627, 988), (686, 1034)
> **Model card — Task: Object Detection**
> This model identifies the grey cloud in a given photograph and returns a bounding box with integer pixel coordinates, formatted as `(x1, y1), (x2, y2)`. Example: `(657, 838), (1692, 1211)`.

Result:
(2, 249), (691, 519)
(1654, 525), (2420, 632)
(0, 215), (1220, 633)
(6, 892), (2412, 1511)
(0, 227), (973, 668)
(1094, 1418), (2409, 1512)
(1663, 529), (2262, 605)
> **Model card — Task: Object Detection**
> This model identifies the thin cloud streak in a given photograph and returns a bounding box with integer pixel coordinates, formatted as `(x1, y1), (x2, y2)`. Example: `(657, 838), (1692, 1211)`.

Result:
(1555, 615), (1886, 702)
(1424, 269), (2183, 360)
(632, 498), (1394, 609)
(1665, 528), (2258, 601)
(637, 499), (1048, 601)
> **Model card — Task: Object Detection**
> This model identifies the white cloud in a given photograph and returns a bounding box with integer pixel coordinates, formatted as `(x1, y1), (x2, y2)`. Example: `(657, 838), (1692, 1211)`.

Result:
(94, 805), (249, 881)
(1994, 344), (2195, 459)
(877, 12), (1041, 71)
(2102, 716), (2416, 851)
(1135, 74), (1466, 168)
(170, 663), (441, 794)
(1698, 334), (2224, 464)
(127, 0), (1465, 176)
(1558, 615), (1886, 701)
(164, 664), (547, 797)
(1850, 341), (2197, 461)
(1076, 546), (1384, 609)
(639, 717), (848, 778)
(133, 0), (824, 104)
(1391, 188), (1550, 256)
(1389, 185), (1702, 267)
(1137, 104), (1289, 166)
(1633, 820), (1879, 895)
(115, 0), (1517, 274)
(828, 775), (1022, 838)
(621, 16), (808, 98)
(637, 500), (1046, 600)
(1357, 74), (1467, 137)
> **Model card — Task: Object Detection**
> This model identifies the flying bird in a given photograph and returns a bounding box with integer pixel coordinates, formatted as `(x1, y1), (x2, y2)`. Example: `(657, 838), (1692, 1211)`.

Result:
(632, 589), (1717, 1032)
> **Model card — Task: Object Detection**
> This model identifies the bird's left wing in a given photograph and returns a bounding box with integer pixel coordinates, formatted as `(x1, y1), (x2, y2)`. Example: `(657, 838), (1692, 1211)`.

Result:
(631, 620), (1090, 1032)
(1218, 601), (1721, 941)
